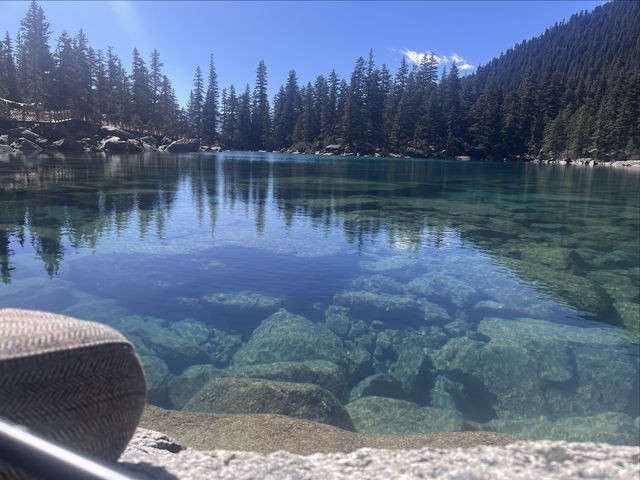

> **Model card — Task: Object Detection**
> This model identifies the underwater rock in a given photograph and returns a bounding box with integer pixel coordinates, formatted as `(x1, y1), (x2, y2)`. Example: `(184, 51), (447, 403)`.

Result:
(348, 373), (406, 402)
(386, 328), (449, 404)
(430, 374), (467, 412)
(350, 274), (405, 294)
(417, 299), (451, 323)
(359, 256), (417, 273)
(167, 364), (226, 410)
(171, 317), (242, 367)
(479, 412), (640, 446)
(233, 309), (348, 367)
(62, 292), (129, 326)
(333, 290), (425, 327)
(613, 300), (640, 338)
(231, 360), (349, 402)
(202, 291), (282, 310)
(345, 396), (465, 434)
(431, 317), (639, 419)
(183, 377), (355, 431)
(325, 305), (352, 337)
(342, 341), (375, 385)
(140, 355), (173, 409)
(406, 273), (476, 308)
(0, 276), (76, 312)
(129, 317), (210, 374)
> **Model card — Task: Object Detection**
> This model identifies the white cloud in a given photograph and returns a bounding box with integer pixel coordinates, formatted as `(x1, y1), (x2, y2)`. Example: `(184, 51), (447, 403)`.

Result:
(401, 49), (475, 71)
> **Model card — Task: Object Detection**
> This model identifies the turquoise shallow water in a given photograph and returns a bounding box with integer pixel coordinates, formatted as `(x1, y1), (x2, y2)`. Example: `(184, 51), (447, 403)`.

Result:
(1, 152), (638, 444)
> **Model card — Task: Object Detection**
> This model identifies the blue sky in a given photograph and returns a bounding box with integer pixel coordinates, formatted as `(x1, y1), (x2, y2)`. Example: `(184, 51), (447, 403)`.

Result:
(1, 1), (607, 107)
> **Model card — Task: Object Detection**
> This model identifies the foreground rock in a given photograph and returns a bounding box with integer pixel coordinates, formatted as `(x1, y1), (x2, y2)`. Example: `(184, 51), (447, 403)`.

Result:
(138, 405), (518, 454)
(120, 428), (639, 480)
(183, 377), (355, 431)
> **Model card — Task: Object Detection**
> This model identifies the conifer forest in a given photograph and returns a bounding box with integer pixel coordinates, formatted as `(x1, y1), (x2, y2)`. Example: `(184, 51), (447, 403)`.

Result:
(0, 0), (638, 161)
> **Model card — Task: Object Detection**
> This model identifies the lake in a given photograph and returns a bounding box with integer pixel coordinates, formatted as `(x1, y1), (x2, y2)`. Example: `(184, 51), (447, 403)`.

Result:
(1, 151), (638, 444)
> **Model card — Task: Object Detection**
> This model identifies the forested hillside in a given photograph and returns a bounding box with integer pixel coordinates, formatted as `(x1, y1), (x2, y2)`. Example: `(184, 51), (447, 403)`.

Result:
(0, 0), (637, 160)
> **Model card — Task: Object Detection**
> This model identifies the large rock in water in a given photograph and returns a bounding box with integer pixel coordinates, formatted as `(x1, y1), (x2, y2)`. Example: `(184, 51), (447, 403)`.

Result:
(166, 138), (200, 152)
(0, 308), (147, 477)
(430, 317), (639, 420)
(233, 309), (349, 367)
(346, 396), (466, 434)
(183, 377), (355, 431)
(231, 359), (349, 402)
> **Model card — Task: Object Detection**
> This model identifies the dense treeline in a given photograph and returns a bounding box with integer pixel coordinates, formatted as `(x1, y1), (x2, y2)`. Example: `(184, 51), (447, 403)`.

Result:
(0, 0), (638, 159)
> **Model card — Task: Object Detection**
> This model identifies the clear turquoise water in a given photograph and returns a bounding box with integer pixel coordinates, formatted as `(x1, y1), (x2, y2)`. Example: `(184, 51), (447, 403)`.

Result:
(1, 152), (638, 444)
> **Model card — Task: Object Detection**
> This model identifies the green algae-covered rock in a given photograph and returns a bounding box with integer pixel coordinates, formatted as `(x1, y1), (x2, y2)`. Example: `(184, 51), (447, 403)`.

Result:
(183, 377), (355, 431)
(345, 396), (465, 434)
(233, 309), (348, 366)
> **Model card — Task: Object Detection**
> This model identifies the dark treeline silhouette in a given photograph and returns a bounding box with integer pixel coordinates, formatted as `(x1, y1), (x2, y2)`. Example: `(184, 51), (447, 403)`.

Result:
(0, 1), (638, 159)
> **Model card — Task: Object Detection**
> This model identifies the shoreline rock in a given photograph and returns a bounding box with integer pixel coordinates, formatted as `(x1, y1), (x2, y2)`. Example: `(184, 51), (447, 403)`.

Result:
(119, 427), (640, 480)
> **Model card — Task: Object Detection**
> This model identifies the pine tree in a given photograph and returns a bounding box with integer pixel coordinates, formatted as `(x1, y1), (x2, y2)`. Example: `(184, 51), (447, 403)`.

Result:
(73, 29), (91, 112)
(19, 0), (53, 103)
(187, 65), (204, 137)
(202, 54), (219, 144)
(251, 59), (270, 149)
(341, 56), (367, 150)
(130, 47), (152, 125)
(149, 48), (163, 128)
(0, 32), (19, 100)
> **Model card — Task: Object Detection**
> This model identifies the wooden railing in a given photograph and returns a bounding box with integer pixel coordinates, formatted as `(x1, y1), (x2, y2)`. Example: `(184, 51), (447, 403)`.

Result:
(0, 100), (182, 138)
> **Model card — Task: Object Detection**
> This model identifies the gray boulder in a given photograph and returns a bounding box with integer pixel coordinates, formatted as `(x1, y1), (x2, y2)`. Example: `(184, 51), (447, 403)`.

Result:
(346, 396), (465, 434)
(53, 138), (84, 151)
(12, 138), (42, 153)
(99, 136), (128, 152)
(126, 138), (144, 152)
(166, 138), (200, 152)
(183, 377), (355, 431)
(99, 125), (134, 140)
(233, 309), (348, 367)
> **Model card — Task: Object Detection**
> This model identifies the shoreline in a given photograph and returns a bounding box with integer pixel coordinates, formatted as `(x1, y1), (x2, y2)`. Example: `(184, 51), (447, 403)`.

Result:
(1, 121), (639, 168)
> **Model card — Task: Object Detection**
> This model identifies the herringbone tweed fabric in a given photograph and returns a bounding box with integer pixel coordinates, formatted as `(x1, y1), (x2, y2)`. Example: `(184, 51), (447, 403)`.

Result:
(0, 308), (147, 478)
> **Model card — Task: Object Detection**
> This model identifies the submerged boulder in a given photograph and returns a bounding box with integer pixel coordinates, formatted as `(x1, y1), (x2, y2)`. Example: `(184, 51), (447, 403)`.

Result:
(430, 317), (639, 420)
(233, 309), (348, 367)
(345, 396), (466, 434)
(183, 377), (355, 431)
(231, 359), (349, 402)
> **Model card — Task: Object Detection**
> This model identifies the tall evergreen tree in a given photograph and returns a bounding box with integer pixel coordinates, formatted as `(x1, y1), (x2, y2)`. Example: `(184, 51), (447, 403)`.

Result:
(202, 54), (219, 144)
(0, 32), (19, 100)
(251, 59), (270, 149)
(187, 65), (204, 137)
(18, 0), (53, 103)
(130, 47), (152, 125)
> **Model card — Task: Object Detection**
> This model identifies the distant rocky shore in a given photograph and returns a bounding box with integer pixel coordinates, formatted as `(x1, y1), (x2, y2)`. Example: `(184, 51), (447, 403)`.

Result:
(1, 121), (638, 168)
